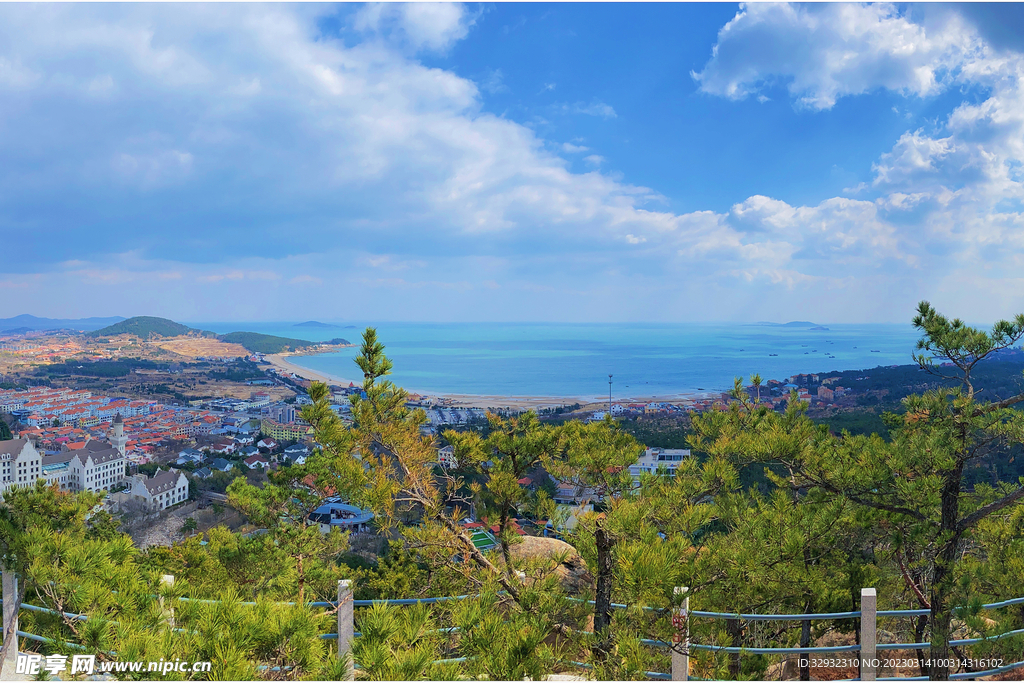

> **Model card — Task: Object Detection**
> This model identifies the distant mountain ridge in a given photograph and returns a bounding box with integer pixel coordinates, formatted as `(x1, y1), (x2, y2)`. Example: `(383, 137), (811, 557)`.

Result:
(0, 314), (126, 332)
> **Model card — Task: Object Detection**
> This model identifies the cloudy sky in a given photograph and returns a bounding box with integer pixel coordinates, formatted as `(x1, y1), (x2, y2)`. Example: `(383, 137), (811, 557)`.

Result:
(2, 2), (1024, 323)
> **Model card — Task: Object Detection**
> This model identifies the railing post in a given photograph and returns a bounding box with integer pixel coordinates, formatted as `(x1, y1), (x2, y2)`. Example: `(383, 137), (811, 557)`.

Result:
(860, 587), (877, 681)
(672, 586), (689, 681)
(1, 569), (18, 678)
(337, 579), (354, 681)
(159, 574), (175, 629)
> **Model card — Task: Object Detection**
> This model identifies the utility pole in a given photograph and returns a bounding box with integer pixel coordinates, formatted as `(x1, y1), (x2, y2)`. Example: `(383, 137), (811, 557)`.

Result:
(608, 374), (613, 416)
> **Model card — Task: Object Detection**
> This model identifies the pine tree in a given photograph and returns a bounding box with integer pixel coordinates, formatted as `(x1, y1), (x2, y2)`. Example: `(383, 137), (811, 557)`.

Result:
(694, 302), (1024, 680)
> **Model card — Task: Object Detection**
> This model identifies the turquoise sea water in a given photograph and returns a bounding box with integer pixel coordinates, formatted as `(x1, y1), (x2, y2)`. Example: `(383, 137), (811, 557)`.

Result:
(190, 322), (925, 400)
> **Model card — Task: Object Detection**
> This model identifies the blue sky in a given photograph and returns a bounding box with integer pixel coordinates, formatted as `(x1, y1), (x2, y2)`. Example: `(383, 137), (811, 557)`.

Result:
(2, 2), (1024, 323)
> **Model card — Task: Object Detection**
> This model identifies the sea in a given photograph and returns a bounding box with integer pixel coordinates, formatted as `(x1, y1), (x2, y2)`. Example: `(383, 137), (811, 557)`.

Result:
(188, 322), (925, 400)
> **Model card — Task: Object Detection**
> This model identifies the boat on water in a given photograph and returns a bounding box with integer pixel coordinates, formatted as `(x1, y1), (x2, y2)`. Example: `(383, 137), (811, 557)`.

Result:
(871, 350), (881, 352)
(769, 353), (778, 357)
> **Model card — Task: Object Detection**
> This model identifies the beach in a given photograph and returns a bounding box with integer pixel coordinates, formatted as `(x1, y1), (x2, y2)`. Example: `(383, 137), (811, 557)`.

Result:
(266, 352), (714, 410)
(267, 353), (361, 387)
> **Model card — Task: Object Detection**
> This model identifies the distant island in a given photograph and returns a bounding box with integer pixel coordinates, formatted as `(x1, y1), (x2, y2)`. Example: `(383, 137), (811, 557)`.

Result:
(293, 321), (340, 329)
(751, 321), (823, 327)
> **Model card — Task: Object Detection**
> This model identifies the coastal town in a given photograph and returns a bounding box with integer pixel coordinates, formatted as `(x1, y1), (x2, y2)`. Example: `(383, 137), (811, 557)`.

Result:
(0, 318), (915, 535)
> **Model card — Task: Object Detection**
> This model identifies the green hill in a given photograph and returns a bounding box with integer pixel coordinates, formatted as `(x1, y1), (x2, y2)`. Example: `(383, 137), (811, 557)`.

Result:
(218, 331), (315, 354)
(88, 316), (212, 339)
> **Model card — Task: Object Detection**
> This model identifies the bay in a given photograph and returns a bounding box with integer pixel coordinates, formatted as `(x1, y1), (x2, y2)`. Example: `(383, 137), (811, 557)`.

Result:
(189, 322), (925, 400)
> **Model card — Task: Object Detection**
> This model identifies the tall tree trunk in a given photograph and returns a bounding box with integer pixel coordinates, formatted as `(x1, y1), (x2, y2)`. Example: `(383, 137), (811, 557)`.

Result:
(914, 614), (929, 678)
(593, 523), (615, 660)
(499, 507), (513, 571)
(928, 540), (959, 681)
(929, 470), (963, 681)
(726, 618), (743, 679)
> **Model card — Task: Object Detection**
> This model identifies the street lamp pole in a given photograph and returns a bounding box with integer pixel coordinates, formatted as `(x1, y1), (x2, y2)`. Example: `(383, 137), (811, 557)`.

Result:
(608, 374), (613, 416)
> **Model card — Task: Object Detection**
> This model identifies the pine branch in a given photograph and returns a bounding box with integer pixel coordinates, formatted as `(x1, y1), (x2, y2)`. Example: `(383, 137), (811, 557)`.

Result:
(793, 470), (928, 521)
(957, 486), (1024, 533)
(971, 392), (1024, 417)
(896, 549), (931, 609)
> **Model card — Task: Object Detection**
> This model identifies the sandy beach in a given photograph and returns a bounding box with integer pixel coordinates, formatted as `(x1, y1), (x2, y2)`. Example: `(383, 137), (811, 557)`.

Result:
(267, 352), (715, 410)
(266, 353), (362, 387)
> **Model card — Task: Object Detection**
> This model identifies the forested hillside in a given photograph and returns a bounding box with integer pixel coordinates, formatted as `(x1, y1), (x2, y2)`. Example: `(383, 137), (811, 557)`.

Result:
(88, 316), (213, 339)
(217, 331), (315, 354)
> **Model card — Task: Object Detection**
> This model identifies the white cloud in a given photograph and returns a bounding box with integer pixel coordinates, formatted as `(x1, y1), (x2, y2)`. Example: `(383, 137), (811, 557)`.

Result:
(871, 129), (955, 188)
(355, 3), (473, 52)
(569, 101), (617, 118)
(112, 149), (193, 188)
(693, 3), (983, 110)
(480, 68), (508, 94)
(4, 3), (1024, 323)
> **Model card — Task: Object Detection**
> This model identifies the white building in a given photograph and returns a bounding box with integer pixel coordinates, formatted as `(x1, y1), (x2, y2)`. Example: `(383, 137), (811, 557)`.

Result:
(0, 439), (41, 492)
(124, 469), (189, 511)
(437, 445), (457, 469)
(109, 413), (129, 457)
(43, 441), (126, 493)
(1, 436), (126, 495)
(244, 454), (270, 469)
(309, 498), (374, 534)
(628, 447), (691, 480)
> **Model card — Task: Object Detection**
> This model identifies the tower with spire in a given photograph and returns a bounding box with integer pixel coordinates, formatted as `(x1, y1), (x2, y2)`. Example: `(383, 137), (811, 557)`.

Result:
(109, 413), (128, 457)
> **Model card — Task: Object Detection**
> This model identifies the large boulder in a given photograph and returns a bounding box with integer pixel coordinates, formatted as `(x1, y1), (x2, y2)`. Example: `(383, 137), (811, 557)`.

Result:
(510, 536), (593, 594)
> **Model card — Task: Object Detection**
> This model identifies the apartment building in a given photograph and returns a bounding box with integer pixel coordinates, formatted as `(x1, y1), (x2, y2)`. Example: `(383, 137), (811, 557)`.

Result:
(260, 418), (314, 442)
(628, 447), (692, 479)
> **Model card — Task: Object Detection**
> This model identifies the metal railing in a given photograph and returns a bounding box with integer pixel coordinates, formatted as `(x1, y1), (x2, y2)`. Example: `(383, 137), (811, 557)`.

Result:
(5, 577), (1024, 681)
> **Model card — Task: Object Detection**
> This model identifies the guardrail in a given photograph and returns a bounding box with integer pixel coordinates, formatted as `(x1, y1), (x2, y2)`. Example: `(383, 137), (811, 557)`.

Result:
(4, 574), (1024, 681)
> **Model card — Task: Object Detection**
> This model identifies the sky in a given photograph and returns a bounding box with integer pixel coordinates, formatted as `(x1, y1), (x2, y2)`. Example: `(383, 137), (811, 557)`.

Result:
(2, 2), (1024, 324)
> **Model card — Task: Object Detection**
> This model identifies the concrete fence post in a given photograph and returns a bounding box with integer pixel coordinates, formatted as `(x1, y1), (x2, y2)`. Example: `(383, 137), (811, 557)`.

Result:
(860, 587), (877, 682)
(337, 579), (354, 681)
(1, 569), (18, 679)
(672, 586), (689, 681)
(159, 574), (175, 629)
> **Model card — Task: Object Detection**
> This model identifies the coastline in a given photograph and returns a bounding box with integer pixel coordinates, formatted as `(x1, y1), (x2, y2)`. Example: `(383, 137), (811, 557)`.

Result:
(266, 352), (718, 410)
(266, 353), (362, 387)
